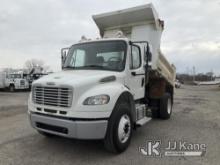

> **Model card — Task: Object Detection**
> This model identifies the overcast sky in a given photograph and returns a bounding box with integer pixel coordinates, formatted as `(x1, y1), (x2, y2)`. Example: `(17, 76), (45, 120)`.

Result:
(0, 0), (220, 75)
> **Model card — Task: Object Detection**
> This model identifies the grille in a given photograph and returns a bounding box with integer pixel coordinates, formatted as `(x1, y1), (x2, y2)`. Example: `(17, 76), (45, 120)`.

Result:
(20, 80), (25, 86)
(33, 86), (72, 107)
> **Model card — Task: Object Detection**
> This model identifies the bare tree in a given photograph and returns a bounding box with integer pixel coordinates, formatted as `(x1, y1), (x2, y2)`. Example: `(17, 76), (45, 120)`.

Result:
(24, 59), (50, 73)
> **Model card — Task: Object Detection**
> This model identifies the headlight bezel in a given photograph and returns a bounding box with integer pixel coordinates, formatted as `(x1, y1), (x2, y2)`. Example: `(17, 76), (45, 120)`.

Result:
(83, 94), (110, 105)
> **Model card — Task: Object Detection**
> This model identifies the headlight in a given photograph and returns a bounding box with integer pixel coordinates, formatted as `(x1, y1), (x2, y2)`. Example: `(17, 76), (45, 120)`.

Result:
(83, 95), (110, 105)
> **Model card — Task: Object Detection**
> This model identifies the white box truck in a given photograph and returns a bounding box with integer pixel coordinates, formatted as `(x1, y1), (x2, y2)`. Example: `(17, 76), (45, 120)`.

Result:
(0, 72), (29, 92)
(0, 72), (6, 89)
(28, 4), (176, 153)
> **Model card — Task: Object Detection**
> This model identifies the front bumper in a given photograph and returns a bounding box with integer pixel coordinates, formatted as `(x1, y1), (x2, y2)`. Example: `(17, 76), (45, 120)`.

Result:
(16, 85), (29, 89)
(29, 113), (108, 140)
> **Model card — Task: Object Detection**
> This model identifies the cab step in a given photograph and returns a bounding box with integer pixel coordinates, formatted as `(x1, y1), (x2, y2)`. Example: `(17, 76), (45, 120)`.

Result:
(135, 117), (151, 127)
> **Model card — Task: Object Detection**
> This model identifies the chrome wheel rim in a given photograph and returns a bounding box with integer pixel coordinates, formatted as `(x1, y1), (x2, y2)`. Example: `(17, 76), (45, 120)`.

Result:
(118, 114), (131, 143)
(167, 98), (172, 114)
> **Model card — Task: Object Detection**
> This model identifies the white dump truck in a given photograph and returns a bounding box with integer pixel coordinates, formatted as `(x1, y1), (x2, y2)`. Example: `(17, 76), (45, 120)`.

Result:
(0, 72), (29, 92)
(28, 4), (176, 153)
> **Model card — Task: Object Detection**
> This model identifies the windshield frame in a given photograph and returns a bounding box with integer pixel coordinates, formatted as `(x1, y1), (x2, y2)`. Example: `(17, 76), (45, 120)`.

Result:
(8, 74), (22, 79)
(63, 40), (128, 72)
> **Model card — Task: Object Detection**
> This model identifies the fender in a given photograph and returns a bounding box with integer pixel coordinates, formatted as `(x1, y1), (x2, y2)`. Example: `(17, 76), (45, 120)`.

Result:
(75, 82), (131, 113)
(111, 91), (136, 123)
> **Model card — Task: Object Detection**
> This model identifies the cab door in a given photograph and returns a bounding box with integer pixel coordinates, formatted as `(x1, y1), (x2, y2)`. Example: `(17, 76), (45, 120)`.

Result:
(127, 44), (145, 100)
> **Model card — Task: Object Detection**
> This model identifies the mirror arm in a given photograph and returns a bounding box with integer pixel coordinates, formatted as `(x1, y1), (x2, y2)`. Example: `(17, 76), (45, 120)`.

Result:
(61, 47), (69, 69)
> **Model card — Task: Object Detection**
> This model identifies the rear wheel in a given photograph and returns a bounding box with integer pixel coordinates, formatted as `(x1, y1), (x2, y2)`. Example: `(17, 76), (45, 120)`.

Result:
(159, 93), (172, 119)
(104, 102), (133, 153)
(150, 99), (160, 118)
(150, 93), (173, 119)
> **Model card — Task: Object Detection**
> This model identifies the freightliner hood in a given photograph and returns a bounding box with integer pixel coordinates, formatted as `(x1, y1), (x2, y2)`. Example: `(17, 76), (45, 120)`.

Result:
(33, 70), (124, 87)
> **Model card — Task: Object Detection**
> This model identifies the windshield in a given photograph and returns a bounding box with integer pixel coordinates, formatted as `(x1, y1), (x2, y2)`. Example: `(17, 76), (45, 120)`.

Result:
(63, 41), (127, 72)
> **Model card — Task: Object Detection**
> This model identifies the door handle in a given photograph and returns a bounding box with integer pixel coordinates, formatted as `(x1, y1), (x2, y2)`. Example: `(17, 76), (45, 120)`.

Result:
(131, 72), (136, 76)
(131, 72), (145, 76)
(141, 78), (145, 87)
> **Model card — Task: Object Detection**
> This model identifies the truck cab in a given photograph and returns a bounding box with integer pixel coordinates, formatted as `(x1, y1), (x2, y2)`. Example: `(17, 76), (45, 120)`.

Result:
(28, 4), (175, 153)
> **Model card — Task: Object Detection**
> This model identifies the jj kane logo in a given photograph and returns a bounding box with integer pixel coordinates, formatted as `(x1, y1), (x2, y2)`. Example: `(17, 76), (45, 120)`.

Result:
(139, 140), (161, 157)
(139, 140), (206, 157)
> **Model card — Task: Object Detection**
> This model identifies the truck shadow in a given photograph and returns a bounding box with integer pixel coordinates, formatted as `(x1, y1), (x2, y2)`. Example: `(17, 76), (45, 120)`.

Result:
(0, 89), (30, 93)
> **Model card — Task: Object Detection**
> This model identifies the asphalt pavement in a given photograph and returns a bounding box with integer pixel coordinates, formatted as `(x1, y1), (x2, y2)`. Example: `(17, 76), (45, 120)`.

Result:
(0, 85), (220, 165)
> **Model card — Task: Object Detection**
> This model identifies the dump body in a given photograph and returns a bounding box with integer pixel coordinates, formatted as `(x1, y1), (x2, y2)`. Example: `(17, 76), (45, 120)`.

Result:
(93, 3), (175, 86)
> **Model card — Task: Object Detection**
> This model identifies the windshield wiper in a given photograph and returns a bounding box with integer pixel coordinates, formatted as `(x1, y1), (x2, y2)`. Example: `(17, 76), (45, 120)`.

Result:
(63, 66), (76, 69)
(64, 65), (104, 70)
(83, 65), (104, 69)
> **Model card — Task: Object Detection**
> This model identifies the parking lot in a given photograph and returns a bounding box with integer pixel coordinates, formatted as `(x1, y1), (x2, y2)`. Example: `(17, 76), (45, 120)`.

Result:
(0, 85), (220, 165)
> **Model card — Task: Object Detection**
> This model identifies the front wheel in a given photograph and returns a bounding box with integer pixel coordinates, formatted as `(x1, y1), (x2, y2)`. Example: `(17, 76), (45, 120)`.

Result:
(9, 85), (15, 92)
(104, 102), (133, 153)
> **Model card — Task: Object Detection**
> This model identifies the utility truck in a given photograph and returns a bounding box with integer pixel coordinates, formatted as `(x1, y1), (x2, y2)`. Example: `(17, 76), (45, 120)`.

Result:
(0, 72), (29, 92)
(27, 68), (49, 88)
(28, 4), (176, 153)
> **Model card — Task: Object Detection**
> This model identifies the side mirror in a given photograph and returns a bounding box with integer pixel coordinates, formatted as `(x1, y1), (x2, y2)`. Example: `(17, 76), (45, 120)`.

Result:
(147, 52), (152, 63)
(61, 48), (69, 69)
(146, 44), (152, 62)
(145, 44), (152, 72)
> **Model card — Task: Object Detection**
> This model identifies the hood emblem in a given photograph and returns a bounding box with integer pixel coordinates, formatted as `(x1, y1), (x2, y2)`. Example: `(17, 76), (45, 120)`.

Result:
(46, 82), (55, 86)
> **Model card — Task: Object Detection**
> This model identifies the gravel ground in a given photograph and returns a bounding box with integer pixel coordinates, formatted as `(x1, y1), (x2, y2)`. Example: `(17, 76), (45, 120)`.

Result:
(0, 85), (219, 165)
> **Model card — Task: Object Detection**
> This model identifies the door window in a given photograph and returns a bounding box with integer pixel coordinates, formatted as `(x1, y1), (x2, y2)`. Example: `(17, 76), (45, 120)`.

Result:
(130, 45), (141, 69)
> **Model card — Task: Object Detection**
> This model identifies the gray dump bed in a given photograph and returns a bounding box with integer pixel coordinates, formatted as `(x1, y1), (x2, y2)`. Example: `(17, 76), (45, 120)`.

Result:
(93, 4), (176, 86)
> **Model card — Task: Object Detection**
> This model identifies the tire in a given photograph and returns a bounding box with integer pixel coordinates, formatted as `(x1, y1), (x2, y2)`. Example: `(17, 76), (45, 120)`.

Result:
(9, 85), (15, 92)
(104, 101), (133, 153)
(159, 93), (172, 119)
(151, 107), (159, 118)
(38, 131), (54, 137)
(150, 99), (160, 118)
